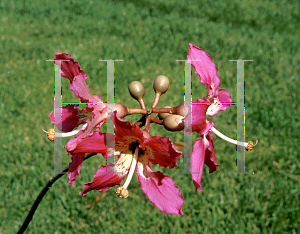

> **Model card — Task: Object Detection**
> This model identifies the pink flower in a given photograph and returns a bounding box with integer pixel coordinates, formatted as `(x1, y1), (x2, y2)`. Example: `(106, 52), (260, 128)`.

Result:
(72, 112), (184, 215)
(186, 44), (232, 192)
(46, 52), (110, 187)
(48, 52), (107, 150)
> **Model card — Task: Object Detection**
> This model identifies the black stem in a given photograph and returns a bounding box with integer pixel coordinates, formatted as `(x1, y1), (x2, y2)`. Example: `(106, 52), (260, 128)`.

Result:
(17, 153), (97, 234)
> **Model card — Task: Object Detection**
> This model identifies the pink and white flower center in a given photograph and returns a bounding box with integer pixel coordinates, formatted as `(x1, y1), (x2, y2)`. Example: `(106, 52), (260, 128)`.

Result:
(206, 99), (221, 116)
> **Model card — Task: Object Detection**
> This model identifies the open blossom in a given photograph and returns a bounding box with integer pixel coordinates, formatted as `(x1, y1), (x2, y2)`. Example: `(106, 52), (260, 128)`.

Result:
(48, 52), (107, 151)
(186, 44), (232, 192)
(48, 53), (131, 152)
(185, 43), (256, 191)
(70, 112), (184, 215)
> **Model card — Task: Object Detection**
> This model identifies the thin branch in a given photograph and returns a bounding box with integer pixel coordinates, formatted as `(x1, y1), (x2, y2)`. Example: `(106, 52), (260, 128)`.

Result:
(127, 108), (147, 115)
(17, 153), (97, 234)
(149, 116), (163, 125)
(151, 107), (174, 114)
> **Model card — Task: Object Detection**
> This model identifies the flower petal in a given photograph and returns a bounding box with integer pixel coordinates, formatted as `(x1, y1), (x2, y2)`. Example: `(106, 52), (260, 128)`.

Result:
(114, 113), (144, 145)
(142, 136), (182, 169)
(190, 138), (205, 192)
(66, 109), (107, 152)
(136, 158), (184, 215)
(204, 131), (219, 173)
(65, 137), (79, 154)
(69, 72), (101, 104)
(68, 153), (85, 187)
(185, 99), (213, 135)
(79, 163), (126, 196)
(206, 89), (232, 117)
(54, 52), (82, 80)
(190, 132), (219, 192)
(192, 99), (214, 135)
(54, 52), (103, 104)
(66, 131), (110, 158)
(78, 107), (107, 139)
(187, 43), (220, 97)
(48, 105), (85, 132)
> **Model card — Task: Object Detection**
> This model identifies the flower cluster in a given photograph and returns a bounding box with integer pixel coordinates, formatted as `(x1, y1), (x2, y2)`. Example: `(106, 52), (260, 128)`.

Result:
(44, 44), (256, 215)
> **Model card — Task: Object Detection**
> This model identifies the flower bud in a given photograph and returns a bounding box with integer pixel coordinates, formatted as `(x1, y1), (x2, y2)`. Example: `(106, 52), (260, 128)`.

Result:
(173, 104), (185, 117)
(115, 103), (129, 118)
(128, 81), (145, 101)
(158, 106), (172, 120)
(153, 75), (169, 95)
(163, 114), (184, 131)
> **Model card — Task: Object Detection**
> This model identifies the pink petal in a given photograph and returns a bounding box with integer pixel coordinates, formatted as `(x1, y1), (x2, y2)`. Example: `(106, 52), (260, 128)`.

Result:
(114, 113), (144, 145)
(192, 99), (214, 135)
(136, 163), (184, 215)
(54, 52), (82, 80)
(189, 138), (205, 192)
(187, 43), (221, 97)
(54, 52), (103, 104)
(92, 94), (103, 103)
(66, 131), (109, 158)
(142, 136), (182, 169)
(65, 137), (79, 153)
(206, 89), (232, 117)
(48, 105), (84, 132)
(68, 153), (85, 187)
(185, 99), (213, 135)
(77, 108), (107, 139)
(190, 132), (219, 192)
(65, 109), (107, 152)
(79, 163), (126, 196)
(204, 131), (219, 173)
(69, 72), (100, 104)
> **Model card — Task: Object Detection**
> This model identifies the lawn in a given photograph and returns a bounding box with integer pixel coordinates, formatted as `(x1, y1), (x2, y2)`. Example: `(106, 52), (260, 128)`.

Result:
(0, 0), (299, 233)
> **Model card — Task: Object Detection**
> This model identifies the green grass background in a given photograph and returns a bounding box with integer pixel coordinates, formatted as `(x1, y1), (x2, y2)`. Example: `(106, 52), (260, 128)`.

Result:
(0, 0), (299, 233)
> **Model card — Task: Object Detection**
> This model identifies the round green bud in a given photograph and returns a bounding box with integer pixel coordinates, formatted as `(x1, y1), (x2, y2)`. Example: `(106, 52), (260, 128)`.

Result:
(128, 81), (145, 100)
(163, 114), (184, 131)
(153, 75), (169, 95)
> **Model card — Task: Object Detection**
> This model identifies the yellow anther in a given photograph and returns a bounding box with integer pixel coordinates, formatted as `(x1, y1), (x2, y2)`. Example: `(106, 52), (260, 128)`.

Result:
(246, 141), (253, 151)
(47, 129), (55, 141)
(116, 187), (129, 198)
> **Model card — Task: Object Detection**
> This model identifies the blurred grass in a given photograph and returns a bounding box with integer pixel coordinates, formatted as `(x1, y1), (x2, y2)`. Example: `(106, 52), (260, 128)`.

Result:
(0, 0), (299, 233)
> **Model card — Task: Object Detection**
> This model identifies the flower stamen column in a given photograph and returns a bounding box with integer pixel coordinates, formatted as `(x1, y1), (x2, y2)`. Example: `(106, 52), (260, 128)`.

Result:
(42, 124), (88, 141)
(116, 146), (139, 198)
(211, 126), (258, 151)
